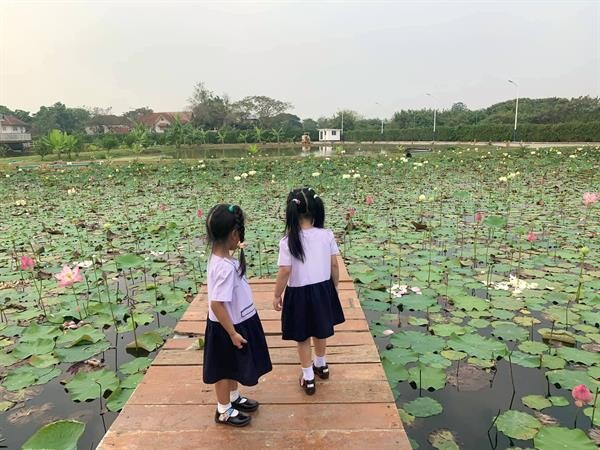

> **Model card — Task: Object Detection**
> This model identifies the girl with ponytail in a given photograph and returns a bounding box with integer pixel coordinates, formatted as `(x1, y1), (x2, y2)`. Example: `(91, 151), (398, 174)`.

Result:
(274, 188), (345, 395)
(203, 204), (272, 427)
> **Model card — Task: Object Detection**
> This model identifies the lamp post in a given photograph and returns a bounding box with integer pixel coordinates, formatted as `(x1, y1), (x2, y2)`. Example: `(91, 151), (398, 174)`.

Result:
(508, 79), (519, 142)
(375, 102), (384, 137)
(341, 110), (344, 141)
(426, 93), (436, 142)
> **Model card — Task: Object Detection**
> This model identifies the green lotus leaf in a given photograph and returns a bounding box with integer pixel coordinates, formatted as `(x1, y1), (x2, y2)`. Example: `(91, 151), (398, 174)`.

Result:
(403, 396), (443, 417)
(495, 410), (541, 440)
(21, 420), (85, 450)
(119, 357), (153, 374)
(533, 426), (596, 450)
(521, 395), (552, 410)
(65, 368), (119, 401)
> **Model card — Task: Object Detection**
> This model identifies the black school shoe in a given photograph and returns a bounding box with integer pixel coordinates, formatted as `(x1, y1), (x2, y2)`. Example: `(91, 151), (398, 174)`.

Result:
(313, 364), (330, 380)
(231, 395), (259, 412)
(214, 407), (251, 427)
(299, 375), (316, 395)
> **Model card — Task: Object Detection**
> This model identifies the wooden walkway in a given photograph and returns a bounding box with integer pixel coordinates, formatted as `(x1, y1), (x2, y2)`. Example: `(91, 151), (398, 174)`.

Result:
(98, 258), (411, 450)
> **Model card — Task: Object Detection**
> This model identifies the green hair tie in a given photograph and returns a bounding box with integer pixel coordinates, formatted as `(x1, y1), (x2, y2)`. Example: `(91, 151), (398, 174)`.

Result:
(228, 204), (236, 213)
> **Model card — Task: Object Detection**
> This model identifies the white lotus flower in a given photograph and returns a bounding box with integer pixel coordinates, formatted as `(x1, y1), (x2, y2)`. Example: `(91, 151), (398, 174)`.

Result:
(241, 173), (248, 178)
(498, 176), (508, 182)
(248, 170), (256, 176)
(382, 329), (394, 336)
(377, 163), (384, 167)
(353, 173), (361, 178)
(342, 174), (351, 179)
(312, 172), (321, 177)
(234, 176), (241, 181)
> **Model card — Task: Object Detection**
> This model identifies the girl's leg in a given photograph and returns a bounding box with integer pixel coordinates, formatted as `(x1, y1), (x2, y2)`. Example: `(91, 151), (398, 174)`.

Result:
(297, 338), (312, 368)
(229, 380), (240, 402)
(312, 337), (327, 360)
(297, 339), (315, 394)
(215, 379), (232, 406)
(312, 338), (330, 379)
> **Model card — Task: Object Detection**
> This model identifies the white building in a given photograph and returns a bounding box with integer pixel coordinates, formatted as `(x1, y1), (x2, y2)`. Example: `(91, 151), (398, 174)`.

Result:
(318, 128), (341, 141)
(0, 114), (32, 148)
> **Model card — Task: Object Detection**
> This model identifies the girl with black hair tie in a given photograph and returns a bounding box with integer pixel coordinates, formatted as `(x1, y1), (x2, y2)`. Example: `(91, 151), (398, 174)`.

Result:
(203, 204), (272, 427)
(273, 188), (345, 395)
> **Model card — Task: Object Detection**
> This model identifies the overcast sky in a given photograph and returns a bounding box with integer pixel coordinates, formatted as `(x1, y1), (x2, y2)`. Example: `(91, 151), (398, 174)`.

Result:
(1, 0), (598, 119)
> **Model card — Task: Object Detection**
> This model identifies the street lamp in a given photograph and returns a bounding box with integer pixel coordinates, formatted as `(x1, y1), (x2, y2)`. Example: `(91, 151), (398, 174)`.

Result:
(508, 79), (519, 142)
(425, 93), (437, 142)
(375, 102), (384, 136)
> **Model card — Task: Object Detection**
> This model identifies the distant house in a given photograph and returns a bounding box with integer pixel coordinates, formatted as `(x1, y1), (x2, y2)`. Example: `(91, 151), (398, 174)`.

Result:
(0, 114), (32, 149)
(85, 115), (132, 135)
(137, 112), (192, 133)
(318, 128), (341, 141)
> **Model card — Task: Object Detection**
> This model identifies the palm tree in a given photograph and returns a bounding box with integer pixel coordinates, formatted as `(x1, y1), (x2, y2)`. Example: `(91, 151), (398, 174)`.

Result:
(270, 127), (284, 144)
(253, 126), (264, 143)
(217, 128), (228, 145)
(62, 133), (79, 160)
(166, 117), (184, 148)
(43, 129), (66, 160)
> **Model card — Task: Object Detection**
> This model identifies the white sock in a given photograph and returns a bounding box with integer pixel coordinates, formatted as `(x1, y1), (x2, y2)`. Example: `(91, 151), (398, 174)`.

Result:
(230, 390), (240, 402)
(314, 356), (326, 367)
(302, 365), (315, 380)
(217, 402), (238, 416)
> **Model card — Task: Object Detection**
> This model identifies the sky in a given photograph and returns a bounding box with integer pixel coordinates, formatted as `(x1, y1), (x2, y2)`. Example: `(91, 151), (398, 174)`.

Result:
(1, 0), (599, 119)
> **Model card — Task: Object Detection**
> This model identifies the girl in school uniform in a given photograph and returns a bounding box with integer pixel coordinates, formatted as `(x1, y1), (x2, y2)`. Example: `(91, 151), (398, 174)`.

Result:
(273, 188), (345, 395)
(203, 204), (272, 427)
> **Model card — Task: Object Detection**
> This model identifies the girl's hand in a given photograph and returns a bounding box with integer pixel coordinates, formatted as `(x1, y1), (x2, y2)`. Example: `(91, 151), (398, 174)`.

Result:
(273, 295), (283, 311)
(230, 332), (247, 349)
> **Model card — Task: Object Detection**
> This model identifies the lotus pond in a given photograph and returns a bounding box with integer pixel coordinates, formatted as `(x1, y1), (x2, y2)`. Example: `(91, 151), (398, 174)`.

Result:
(1, 145), (599, 449)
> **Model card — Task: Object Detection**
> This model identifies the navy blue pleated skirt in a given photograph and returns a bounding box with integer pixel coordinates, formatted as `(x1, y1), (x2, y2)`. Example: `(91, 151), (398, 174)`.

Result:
(281, 279), (345, 342)
(203, 313), (272, 386)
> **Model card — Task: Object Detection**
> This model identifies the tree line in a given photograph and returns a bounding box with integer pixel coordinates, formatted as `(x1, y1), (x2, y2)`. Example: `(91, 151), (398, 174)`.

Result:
(1, 84), (598, 143)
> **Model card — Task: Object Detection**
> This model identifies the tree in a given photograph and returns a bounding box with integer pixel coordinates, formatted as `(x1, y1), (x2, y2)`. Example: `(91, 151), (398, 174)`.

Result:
(42, 129), (66, 159)
(302, 118), (318, 131)
(124, 107), (153, 123)
(270, 127), (284, 144)
(188, 82), (232, 129)
(166, 117), (185, 148)
(253, 126), (265, 143)
(87, 106), (113, 117)
(234, 96), (292, 128)
(32, 102), (90, 136)
(0, 105), (32, 122)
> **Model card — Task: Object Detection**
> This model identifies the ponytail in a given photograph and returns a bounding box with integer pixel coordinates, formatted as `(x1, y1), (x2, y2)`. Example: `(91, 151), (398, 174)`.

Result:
(286, 194), (305, 262)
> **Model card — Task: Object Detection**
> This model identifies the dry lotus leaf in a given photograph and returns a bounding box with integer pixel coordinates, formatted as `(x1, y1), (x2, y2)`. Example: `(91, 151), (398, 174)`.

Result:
(446, 363), (490, 391)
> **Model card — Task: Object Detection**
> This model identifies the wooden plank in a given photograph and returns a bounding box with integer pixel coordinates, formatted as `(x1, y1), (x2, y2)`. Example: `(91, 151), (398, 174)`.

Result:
(140, 363), (388, 384)
(107, 403), (402, 432)
(164, 331), (375, 350)
(128, 379), (395, 405)
(179, 307), (366, 322)
(99, 429), (412, 450)
(174, 318), (369, 335)
(152, 345), (381, 366)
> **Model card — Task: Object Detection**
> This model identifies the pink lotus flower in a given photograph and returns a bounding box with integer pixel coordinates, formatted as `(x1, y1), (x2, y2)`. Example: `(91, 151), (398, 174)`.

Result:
(474, 211), (485, 223)
(410, 286), (422, 294)
(526, 232), (538, 243)
(158, 203), (167, 211)
(196, 208), (204, 218)
(55, 265), (83, 288)
(365, 195), (374, 206)
(582, 192), (599, 207)
(346, 207), (356, 220)
(572, 384), (593, 407)
(20, 255), (35, 271)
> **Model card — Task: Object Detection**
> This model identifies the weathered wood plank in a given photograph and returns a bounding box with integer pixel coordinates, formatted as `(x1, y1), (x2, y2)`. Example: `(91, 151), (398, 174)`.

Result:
(152, 345), (381, 366)
(174, 318), (369, 335)
(99, 429), (412, 450)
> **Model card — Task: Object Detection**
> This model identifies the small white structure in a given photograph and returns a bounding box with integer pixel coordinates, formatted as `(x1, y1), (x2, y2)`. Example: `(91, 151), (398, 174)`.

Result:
(318, 128), (341, 141)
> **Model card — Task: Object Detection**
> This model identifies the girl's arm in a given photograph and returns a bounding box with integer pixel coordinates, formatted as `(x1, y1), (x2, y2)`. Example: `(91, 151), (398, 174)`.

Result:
(331, 255), (339, 289)
(210, 301), (247, 349)
(273, 266), (291, 311)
